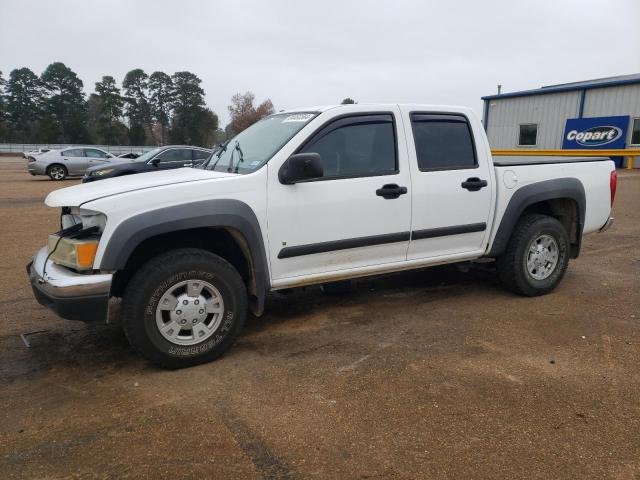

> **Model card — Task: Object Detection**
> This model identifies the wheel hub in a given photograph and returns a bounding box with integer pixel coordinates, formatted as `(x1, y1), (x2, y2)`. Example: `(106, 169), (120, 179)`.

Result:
(172, 294), (207, 328)
(155, 279), (225, 346)
(526, 234), (559, 280)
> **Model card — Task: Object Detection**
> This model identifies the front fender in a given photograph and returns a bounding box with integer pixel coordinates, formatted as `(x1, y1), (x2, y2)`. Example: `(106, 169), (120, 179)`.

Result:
(99, 199), (269, 312)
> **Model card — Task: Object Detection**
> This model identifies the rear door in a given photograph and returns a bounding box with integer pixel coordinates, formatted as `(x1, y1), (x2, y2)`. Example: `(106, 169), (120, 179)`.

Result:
(60, 148), (88, 175)
(400, 107), (494, 260)
(191, 148), (211, 166)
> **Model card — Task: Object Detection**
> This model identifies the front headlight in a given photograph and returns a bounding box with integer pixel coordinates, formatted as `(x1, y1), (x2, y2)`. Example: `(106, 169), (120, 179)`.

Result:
(91, 168), (114, 176)
(50, 207), (106, 270)
(47, 234), (99, 271)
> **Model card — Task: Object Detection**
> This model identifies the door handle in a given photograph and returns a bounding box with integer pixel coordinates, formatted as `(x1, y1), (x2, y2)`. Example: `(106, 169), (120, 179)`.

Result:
(461, 177), (488, 191)
(376, 183), (408, 199)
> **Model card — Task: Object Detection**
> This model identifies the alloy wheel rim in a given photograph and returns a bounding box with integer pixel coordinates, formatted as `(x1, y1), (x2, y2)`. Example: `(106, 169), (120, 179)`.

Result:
(50, 167), (64, 179)
(155, 279), (225, 346)
(526, 234), (559, 280)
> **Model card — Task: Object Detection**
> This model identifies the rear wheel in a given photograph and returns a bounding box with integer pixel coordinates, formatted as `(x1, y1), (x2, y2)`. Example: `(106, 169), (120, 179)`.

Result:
(122, 248), (248, 369)
(47, 164), (67, 181)
(497, 214), (570, 296)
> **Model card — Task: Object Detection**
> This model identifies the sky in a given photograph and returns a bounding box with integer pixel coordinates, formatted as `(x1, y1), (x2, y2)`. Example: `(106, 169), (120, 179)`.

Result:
(1, 0), (639, 126)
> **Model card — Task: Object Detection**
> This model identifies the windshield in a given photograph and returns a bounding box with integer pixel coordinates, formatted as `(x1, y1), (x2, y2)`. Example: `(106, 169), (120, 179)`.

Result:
(204, 112), (317, 174)
(134, 148), (162, 163)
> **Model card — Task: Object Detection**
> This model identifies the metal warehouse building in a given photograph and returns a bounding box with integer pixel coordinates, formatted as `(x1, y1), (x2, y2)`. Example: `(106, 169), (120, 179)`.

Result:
(482, 74), (640, 168)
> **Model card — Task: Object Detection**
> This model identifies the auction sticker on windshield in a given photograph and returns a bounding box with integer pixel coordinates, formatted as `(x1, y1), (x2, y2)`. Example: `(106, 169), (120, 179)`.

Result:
(282, 113), (315, 123)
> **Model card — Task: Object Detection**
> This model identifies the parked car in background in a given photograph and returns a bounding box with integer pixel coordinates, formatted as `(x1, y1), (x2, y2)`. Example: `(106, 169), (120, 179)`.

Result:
(82, 145), (212, 183)
(117, 152), (140, 159)
(28, 147), (116, 180)
(23, 148), (51, 160)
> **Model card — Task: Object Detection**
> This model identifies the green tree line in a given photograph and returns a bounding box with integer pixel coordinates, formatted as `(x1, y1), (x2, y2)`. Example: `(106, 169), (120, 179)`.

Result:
(0, 62), (224, 147)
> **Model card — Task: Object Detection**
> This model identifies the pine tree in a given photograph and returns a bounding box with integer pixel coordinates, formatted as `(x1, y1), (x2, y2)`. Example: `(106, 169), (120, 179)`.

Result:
(148, 71), (175, 145)
(94, 75), (126, 144)
(6, 68), (43, 142)
(40, 62), (88, 143)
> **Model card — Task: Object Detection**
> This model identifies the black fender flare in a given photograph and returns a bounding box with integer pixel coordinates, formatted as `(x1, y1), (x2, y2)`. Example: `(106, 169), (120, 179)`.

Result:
(99, 199), (269, 313)
(488, 177), (586, 258)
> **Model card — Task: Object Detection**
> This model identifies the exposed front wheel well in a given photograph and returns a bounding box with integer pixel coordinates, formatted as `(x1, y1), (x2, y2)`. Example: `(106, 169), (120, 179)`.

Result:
(111, 227), (260, 313)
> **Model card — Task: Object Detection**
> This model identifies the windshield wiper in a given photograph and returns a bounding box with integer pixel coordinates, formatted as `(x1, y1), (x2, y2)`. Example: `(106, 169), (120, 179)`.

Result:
(227, 141), (244, 173)
(233, 141), (244, 174)
(209, 140), (230, 171)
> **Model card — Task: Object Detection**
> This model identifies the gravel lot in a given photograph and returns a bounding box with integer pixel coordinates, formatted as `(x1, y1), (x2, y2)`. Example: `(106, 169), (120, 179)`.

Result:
(1, 156), (639, 479)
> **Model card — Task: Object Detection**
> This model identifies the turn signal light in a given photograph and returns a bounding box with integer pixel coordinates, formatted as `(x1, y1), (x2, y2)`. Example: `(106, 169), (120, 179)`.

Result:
(76, 242), (99, 269)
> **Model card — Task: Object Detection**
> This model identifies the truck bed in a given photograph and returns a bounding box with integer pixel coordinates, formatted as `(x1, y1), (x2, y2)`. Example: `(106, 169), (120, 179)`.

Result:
(490, 156), (614, 239)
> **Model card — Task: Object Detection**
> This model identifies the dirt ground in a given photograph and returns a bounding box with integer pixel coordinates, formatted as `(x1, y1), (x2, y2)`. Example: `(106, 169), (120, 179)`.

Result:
(0, 156), (638, 479)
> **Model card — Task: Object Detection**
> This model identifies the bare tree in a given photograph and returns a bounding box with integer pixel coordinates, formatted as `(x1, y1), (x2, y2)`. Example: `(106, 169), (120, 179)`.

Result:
(227, 92), (274, 135)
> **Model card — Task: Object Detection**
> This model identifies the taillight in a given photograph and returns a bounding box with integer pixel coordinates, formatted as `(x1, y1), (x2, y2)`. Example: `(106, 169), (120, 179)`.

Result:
(610, 170), (617, 207)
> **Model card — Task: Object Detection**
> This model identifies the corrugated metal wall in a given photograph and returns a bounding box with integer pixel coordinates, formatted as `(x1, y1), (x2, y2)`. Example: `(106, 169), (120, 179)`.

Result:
(485, 91), (581, 149)
(582, 84), (640, 145)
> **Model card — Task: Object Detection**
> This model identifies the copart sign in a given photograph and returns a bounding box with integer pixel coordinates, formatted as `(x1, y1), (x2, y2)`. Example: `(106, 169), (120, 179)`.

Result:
(562, 116), (629, 149)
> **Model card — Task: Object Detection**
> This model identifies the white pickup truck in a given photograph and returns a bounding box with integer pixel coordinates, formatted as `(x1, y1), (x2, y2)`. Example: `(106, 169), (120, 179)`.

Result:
(27, 104), (616, 368)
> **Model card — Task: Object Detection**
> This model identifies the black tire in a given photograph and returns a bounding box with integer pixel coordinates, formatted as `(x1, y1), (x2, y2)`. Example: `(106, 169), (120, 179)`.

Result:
(122, 248), (248, 369)
(496, 214), (570, 297)
(47, 164), (68, 181)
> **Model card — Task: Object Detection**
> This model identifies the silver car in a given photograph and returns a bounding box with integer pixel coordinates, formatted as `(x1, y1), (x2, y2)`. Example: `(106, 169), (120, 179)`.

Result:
(27, 147), (117, 180)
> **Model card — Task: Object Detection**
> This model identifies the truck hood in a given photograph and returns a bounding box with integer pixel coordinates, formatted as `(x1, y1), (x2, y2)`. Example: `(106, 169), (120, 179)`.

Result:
(45, 168), (237, 207)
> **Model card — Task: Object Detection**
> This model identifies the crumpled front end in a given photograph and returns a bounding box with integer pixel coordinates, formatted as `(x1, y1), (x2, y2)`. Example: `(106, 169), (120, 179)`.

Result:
(27, 246), (112, 322)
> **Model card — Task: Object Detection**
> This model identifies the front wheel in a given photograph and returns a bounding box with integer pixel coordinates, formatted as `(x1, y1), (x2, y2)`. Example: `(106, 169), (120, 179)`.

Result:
(496, 214), (570, 296)
(122, 249), (248, 369)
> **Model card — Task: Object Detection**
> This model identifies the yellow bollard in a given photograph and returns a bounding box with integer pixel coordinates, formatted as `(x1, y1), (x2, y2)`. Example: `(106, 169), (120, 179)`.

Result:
(627, 156), (635, 170)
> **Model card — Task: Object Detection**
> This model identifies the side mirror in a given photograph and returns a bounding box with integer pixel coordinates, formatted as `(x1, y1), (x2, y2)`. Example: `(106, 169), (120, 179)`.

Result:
(151, 157), (161, 166)
(278, 153), (323, 185)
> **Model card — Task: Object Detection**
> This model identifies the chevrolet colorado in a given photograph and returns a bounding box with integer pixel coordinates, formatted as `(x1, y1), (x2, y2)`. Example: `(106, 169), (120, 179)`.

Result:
(27, 104), (616, 368)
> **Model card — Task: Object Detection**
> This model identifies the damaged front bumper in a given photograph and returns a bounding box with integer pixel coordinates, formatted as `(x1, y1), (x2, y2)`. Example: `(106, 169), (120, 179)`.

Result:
(27, 246), (112, 322)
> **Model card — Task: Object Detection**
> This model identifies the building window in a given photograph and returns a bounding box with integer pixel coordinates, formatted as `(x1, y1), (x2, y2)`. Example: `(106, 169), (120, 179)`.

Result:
(631, 118), (640, 145)
(518, 124), (538, 146)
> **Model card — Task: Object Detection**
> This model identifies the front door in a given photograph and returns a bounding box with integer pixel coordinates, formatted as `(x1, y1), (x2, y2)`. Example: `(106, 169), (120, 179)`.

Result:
(266, 108), (412, 283)
(84, 148), (112, 170)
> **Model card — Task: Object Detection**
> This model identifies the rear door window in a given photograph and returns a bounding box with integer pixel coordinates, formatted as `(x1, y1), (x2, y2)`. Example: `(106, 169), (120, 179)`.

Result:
(154, 148), (193, 164)
(410, 114), (477, 171)
(192, 149), (211, 161)
(63, 149), (84, 157)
